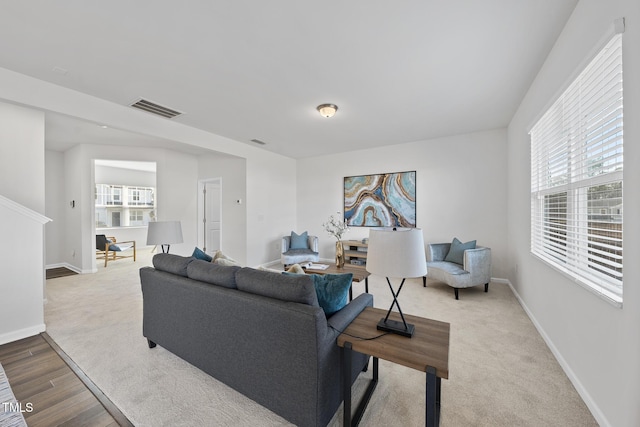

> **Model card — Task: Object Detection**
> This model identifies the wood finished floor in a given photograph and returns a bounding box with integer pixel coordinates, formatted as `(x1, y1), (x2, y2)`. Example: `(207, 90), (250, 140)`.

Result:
(0, 333), (132, 427)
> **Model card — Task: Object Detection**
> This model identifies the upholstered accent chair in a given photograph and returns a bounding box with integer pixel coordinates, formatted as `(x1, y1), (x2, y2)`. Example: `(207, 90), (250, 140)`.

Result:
(425, 241), (491, 300)
(96, 234), (136, 267)
(281, 232), (319, 268)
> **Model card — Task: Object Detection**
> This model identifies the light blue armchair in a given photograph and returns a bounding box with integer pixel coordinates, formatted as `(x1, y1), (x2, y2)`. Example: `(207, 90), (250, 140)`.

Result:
(425, 242), (491, 300)
(281, 235), (319, 268)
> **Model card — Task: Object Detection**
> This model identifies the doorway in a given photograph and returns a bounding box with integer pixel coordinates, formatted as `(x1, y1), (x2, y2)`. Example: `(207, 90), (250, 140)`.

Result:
(197, 178), (222, 255)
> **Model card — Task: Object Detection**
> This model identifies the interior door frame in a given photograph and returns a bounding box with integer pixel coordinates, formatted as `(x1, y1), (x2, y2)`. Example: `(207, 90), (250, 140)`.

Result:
(197, 177), (222, 254)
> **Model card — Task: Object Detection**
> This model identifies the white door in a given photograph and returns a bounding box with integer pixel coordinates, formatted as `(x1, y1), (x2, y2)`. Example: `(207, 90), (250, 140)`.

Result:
(198, 178), (222, 255)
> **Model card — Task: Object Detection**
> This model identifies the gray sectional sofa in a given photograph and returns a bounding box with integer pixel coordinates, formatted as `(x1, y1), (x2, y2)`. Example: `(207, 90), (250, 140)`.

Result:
(139, 253), (373, 427)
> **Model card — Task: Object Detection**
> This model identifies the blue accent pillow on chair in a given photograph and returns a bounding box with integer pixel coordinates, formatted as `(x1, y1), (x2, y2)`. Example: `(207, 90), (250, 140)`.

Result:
(445, 237), (476, 265)
(290, 231), (309, 249)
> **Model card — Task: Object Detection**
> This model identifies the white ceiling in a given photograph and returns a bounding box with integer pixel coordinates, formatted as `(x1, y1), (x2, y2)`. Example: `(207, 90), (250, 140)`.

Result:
(0, 1), (578, 159)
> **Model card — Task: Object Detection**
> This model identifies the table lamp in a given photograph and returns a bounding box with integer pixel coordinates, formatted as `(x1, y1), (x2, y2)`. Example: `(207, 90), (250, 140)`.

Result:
(146, 221), (183, 253)
(366, 227), (427, 338)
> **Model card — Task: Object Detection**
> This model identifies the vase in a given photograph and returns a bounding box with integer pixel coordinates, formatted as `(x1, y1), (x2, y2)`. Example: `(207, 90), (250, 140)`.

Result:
(335, 240), (345, 268)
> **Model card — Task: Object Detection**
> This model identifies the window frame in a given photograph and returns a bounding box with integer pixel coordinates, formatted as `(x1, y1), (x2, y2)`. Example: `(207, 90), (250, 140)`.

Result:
(530, 33), (623, 306)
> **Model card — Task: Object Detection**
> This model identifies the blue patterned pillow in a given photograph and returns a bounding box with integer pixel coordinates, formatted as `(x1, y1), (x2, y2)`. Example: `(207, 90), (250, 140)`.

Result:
(290, 231), (309, 249)
(444, 237), (476, 265)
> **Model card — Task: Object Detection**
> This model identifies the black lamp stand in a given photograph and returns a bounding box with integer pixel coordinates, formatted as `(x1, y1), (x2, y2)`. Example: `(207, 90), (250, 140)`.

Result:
(377, 277), (415, 338)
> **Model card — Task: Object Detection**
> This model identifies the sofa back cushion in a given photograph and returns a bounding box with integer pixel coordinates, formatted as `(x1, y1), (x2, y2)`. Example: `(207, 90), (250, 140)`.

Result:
(187, 259), (240, 288)
(236, 267), (319, 307)
(152, 253), (194, 277)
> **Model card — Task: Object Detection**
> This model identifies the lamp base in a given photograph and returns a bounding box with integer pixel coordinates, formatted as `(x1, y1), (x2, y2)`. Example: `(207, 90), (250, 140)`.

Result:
(377, 318), (415, 338)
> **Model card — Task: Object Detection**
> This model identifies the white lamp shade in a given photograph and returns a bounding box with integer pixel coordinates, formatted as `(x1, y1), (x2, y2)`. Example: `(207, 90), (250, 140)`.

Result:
(146, 221), (183, 245)
(366, 228), (427, 278)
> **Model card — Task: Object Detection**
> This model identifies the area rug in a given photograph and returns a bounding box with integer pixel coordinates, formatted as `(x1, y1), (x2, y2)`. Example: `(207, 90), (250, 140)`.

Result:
(44, 250), (598, 426)
(0, 363), (27, 427)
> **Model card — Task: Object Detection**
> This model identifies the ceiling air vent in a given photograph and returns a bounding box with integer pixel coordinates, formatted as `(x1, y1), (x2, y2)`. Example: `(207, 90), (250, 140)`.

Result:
(250, 139), (267, 145)
(130, 98), (183, 119)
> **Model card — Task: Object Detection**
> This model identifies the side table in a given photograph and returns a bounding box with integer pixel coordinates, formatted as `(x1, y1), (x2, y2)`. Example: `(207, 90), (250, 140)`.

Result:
(337, 307), (450, 427)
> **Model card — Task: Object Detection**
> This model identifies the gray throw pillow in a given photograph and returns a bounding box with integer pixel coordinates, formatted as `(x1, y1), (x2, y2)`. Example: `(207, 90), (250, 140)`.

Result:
(444, 237), (476, 265)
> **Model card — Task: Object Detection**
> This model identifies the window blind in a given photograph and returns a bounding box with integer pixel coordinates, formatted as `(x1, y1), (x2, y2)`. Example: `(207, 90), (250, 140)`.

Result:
(530, 34), (623, 304)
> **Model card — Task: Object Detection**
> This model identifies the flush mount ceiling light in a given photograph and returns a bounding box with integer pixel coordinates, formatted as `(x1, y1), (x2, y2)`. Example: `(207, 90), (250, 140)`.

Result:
(317, 103), (338, 118)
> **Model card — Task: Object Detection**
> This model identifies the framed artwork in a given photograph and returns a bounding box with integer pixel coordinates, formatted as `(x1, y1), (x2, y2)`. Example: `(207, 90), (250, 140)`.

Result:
(344, 171), (416, 228)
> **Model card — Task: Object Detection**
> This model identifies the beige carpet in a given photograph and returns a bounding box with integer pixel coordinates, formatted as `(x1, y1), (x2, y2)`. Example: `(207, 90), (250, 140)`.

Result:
(44, 249), (597, 426)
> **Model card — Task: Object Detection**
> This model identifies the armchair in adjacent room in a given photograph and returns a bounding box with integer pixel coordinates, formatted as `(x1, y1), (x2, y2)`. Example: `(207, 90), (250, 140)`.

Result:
(281, 231), (319, 268)
(96, 234), (136, 267)
(425, 238), (491, 300)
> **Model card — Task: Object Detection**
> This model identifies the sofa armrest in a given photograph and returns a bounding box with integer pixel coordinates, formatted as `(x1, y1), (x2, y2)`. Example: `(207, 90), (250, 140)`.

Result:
(463, 247), (491, 277)
(427, 243), (451, 262)
(327, 293), (374, 333)
(308, 235), (319, 253)
(281, 236), (290, 253)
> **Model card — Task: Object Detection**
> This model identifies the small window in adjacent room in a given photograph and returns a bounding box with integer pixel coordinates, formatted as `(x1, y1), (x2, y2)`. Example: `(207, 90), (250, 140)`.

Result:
(530, 33), (623, 305)
(94, 160), (157, 229)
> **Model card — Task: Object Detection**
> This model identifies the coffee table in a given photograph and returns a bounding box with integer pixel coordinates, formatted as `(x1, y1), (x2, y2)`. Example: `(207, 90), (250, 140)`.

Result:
(304, 263), (369, 301)
(337, 307), (450, 427)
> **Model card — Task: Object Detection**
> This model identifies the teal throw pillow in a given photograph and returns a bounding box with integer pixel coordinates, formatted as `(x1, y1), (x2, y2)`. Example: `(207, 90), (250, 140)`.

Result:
(290, 231), (309, 249)
(311, 273), (353, 316)
(192, 247), (213, 262)
(444, 237), (476, 265)
(282, 271), (352, 316)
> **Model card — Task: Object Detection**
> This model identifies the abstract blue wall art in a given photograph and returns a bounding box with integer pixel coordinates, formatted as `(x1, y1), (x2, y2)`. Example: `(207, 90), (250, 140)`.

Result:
(344, 171), (416, 228)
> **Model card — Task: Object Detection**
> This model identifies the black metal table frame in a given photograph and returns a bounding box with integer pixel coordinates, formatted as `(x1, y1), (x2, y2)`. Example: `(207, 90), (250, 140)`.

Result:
(342, 341), (441, 427)
(348, 277), (369, 301)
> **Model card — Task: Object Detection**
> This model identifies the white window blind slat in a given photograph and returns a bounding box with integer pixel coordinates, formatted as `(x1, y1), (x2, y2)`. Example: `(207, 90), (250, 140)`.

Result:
(530, 33), (623, 304)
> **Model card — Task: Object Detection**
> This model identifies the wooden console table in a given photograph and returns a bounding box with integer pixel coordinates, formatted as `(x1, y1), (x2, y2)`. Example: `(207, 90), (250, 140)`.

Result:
(342, 240), (368, 269)
(337, 307), (450, 426)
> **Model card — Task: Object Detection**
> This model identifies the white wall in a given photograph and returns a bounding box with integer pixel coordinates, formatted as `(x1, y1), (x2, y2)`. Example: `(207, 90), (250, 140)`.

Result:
(95, 164), (156, 187)
(0, 102), (45, 212)
(198, 153), (248, 264)
(245, 153), (299, 265)
(45, 150), (66, 266)
(0, 68), (298, 270)
(55, 144), (201, 271)
(297, 128), (509, 278)
(0, 102), (47, 344)
(507, 1), (639, 425)
(0, 199), (48, 344)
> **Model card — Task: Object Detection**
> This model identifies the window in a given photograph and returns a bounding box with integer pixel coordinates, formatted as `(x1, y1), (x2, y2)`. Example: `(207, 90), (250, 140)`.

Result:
(129, 210), (144, 226)
(530, 34), (623, 304)
(95, 184), (156, 228)
(128, 186), (154, 206)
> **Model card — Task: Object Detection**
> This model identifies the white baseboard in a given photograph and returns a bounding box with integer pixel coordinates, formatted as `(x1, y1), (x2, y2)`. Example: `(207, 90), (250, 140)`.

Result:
(0, 324), (46, 346)
(505, 280), (609, 427)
